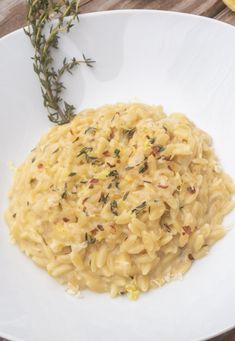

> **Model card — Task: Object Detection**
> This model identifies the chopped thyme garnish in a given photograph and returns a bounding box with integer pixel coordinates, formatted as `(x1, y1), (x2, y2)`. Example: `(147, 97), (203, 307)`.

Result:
(111, 112), (120, 122)
(107, 170), (119, 189)
(123, 192), (129, 201)
(82, 197), (89, 205)
(68, 172), (77, 177)
(146, 136), (156, 144)
(123, 127), (136, 140)
(85, 232), (96, 244)
(52, 148), (59, 154)
(72, 137), (79, 143)
(61, 183), (68, 199)
(110, 200), (118, 216)
(114, 149), (120, 158)
(85, 127), (97, 134)
(106, 162), (116, 168)
(30, 178), (37, 185)
(139, 162), (148, 174)
(99, 192), (109, 204)
(107, 170), (119, 178)
(125, 166), (134, 171)
(61, 191), (67, 199)
(132, 201), (147, 215)
(97, 224), (104, 231)
(77, 147), (93, 158)
(115, 181), (120, 189)
(77, 147), (97, 164)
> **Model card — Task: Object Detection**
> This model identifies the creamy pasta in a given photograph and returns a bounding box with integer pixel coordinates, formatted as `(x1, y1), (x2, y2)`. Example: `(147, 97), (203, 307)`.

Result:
(5, 103), (234, 299)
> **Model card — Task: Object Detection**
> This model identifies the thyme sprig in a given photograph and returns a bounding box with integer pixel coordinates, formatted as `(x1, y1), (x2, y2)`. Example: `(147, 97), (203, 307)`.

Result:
(24, 0), (95, 125)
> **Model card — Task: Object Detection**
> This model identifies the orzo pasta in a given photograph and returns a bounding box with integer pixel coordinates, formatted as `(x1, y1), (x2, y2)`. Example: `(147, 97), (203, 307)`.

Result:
(5, 103), (234, 299)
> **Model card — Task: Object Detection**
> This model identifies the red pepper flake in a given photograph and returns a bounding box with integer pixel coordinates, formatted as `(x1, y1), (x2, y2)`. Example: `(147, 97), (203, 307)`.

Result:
(82, 197), (89, 205)
(162, 155), (172, 161)
(182, 225), (192, 235)
(150, 145), (161, 156)
(188, 253), (194, 261)
(63, 217), (70, 223)
(90, 178), (99, 184)
(37, 163), (44, 169)
(108, 128), (115, 141)
(163, 223), (171, 232)
(62, 246), (72, 254)
(89, 178), (99, 188)
(103, 151), (110, 157)
(110, 224), (116, 233)
(151, 145), (165, 156)
(91, 228), (98, 235)
(158, 184), (168, 189)
(187, 186), (196, 194)
(97, 224), (104, 231)
(139, 250), (147, 255)
(107, 162), (116, 168)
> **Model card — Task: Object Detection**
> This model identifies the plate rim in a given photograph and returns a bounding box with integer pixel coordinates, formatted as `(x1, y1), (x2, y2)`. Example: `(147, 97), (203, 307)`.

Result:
(0, 8), (235, 341)
(1, 8), (235, 43)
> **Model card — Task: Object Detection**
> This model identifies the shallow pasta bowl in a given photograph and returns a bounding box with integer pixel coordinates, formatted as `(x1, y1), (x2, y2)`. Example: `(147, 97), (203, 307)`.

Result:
(0, 9), (235, 341)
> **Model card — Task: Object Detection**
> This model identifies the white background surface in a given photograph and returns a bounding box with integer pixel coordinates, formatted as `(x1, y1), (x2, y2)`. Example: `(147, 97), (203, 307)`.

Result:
(0, 10), (235, 341)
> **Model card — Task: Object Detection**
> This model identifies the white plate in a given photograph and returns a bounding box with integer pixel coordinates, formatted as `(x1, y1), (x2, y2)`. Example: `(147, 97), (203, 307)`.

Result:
(0, 10), (235, 341)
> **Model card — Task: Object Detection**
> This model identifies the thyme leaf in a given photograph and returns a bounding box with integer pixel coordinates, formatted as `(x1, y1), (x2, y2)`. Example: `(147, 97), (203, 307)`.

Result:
(123, 127), (136, 140)
(110, 200), (118, 216)
(123, 192), (129, 201)
(68, 172), (77, 177)
(77, 147), (97, 163)
(114, 148), (120, 158)
(107, 170), (119, 178)
(139, 162), (148, 174)
(98, 192), (109, 204)
(132, 201), (147, 215)
(85, 127), (97, 134)
(85, 232), (96, 244)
